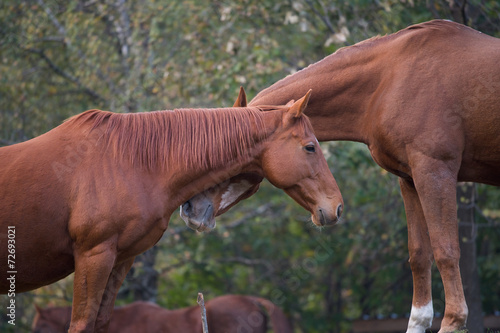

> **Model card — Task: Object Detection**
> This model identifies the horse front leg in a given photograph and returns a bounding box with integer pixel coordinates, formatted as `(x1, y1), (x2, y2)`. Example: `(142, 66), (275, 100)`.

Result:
(411, 160), (468, 333)
(94, 257), (135, 333)
(400, 178), (434, 333)
(69, 240), (118, 333)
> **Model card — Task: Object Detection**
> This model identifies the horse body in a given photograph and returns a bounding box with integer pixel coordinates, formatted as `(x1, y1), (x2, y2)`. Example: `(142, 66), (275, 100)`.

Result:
(1, 94), (342, 332)
(32, 295), (293, 333)
(185, 20), (499, 333)
(250, 20), (499, 333)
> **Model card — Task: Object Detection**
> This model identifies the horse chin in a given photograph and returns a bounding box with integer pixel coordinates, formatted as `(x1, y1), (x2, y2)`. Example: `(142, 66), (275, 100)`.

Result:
(195, 219), (216, 232)
(182, 216), (216, 232)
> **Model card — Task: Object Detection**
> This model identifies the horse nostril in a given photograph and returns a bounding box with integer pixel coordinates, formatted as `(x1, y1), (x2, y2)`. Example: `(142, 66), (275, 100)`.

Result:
(182, 201), (192, 213)
(204, 204), (213, 219)
(318, 208), (326, 226)
(336, 204), (343, 218)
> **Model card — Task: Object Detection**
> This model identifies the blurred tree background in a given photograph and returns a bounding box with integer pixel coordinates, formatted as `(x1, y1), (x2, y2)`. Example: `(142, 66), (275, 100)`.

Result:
(1, 0), (499, 332)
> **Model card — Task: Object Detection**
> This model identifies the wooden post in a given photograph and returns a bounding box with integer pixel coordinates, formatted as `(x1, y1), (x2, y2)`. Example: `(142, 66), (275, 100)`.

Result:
(197, 292), (209, 333)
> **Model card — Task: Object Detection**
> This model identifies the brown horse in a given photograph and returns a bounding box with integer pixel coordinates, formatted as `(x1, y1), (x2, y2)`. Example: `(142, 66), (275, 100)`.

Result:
(0, 91), (343, 333)
(181, 20), (500, 333)
(32, 295), (293, 333)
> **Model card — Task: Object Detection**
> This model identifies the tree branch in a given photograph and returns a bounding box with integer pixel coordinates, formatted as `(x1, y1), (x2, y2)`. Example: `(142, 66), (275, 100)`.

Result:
(303, 0), (336, 35)
(218, 256), (275, 274)
(36, 0), (120, 99)
(447, 0), (468, 25)
(24, 47), (106, 102)
(37, 0), (66, 37)
(223, 203), (274, 229)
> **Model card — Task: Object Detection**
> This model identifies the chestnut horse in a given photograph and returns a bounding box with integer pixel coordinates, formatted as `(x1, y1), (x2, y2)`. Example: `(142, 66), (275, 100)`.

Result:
(32, 295), (293, 333)
(0, 91), (343, 333)
(181, 20), (500, 333)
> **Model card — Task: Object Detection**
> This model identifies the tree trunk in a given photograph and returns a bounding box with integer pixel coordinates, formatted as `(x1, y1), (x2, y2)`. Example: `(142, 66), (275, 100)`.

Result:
(120, 247), (159, 302)
(457, 182), (483, 333)
(447, 0), (467, 24)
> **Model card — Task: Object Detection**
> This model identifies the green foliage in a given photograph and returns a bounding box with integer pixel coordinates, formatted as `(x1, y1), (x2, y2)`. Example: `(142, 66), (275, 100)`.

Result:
(1, 1), (499, 332)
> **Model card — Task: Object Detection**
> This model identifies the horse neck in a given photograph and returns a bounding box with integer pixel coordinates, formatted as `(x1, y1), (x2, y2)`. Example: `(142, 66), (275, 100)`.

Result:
(162, 110), (279, 208)
(250, 42), (388, 144)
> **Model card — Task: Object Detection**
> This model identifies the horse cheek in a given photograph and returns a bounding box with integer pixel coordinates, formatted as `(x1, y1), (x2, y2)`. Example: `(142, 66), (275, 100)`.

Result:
(263, 147), (301, 189)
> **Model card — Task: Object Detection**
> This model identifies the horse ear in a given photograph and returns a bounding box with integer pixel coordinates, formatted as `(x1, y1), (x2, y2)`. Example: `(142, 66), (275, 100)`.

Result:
(285, 99), (295, 107)
(233, 86), (247, 107)
(287, 89), (311, 118)
(34, 304), (43, 316)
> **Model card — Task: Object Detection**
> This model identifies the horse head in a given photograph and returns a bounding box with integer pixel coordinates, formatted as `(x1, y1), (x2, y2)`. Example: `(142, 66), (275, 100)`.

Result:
(32, 305), (71, 333)
(181, 88), (343, 230)
(258, 90), (343, 226)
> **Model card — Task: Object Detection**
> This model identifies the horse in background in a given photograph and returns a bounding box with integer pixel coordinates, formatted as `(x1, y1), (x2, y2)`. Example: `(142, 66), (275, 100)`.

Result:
(0, 90), (342, 332)
(32, 294), (293, 333)
(181, 20), (500, 333)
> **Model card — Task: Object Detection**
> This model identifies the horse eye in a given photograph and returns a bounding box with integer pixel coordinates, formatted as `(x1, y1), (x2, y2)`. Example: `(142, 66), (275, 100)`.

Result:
(304, 144), (316, 153)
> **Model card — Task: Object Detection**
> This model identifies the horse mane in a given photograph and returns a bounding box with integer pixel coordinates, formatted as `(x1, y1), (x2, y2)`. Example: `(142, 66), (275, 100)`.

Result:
(64, 107), (267, 171)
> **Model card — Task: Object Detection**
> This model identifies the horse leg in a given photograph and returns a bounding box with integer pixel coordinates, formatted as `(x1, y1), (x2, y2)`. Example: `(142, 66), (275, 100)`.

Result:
(411, 159), (468, 333)
(400, 178), (434, 333)
(69, 241), (118, 333)
(94, 257), (135, 333)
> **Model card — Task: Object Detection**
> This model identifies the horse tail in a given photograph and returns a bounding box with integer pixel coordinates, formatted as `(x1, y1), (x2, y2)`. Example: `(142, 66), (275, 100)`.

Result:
(248, 296), (293, 333)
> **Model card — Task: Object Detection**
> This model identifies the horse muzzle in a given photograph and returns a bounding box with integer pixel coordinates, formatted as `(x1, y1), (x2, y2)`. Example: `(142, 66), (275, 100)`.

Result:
(311, 203), (343, 227)
(180, 200), (216, 232)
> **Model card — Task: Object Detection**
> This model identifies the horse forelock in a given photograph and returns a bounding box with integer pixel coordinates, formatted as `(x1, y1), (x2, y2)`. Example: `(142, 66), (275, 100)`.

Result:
(65, 107), (267, 171)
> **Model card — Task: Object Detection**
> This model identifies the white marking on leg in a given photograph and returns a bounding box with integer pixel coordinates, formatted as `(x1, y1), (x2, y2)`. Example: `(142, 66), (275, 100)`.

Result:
(407, 301), (433, 333)
(219, 181), (251, 211)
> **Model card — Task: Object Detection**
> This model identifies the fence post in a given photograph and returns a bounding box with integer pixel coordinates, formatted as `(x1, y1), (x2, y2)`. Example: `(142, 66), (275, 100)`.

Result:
(197, 292), (209, 333)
